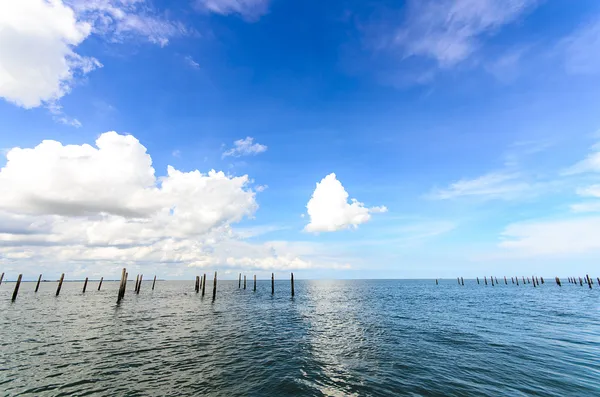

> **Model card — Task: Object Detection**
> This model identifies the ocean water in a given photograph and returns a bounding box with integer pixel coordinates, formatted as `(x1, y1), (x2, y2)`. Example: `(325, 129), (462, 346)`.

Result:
(0, 279), (598, 396)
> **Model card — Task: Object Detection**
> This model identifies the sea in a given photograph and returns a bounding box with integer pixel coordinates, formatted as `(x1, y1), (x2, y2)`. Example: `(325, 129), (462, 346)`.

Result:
(1, 279), (599, 396)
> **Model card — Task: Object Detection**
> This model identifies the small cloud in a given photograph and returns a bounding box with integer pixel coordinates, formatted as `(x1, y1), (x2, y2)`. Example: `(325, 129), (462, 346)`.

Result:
(172, 150), (181, 158)
(194, 0), (270, 21)
(185, 55), (200, 69)
(222, 137), (267, 158)
(304, 173), (387, 233)
(47, 102), (82, 128)
(255, 185), (268, 192)
(562, 141), (600, 175)
(428, 172), (531, 200)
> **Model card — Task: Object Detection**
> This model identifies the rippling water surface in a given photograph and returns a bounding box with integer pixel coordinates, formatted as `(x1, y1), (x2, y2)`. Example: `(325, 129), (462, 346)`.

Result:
(1, 279), (599, 396)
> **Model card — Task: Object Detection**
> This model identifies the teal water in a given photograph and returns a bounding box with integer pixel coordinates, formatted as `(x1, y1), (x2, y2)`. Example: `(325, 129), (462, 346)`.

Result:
(0, 279), (599, 396)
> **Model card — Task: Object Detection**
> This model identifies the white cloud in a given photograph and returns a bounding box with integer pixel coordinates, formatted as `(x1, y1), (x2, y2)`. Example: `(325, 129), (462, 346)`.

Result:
(429, 172), (531, 200)
(305, 173), (387, 233)
(0, 0), (100, 108)
(561, 18), (600, 75)
(499, 217), (600, 256)
(195, 0), (270, 20)
(0, 0), (187, 112)
(393, 0), (538, 67)
(562, 142), (600, 175)
(185, 55), (200, 69)
(0, 132), (350, 275)
(222, 137), (267, 158)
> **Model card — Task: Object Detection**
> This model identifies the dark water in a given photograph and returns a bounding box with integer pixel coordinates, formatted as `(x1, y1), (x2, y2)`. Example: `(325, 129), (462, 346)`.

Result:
(1, 279), (599, 396)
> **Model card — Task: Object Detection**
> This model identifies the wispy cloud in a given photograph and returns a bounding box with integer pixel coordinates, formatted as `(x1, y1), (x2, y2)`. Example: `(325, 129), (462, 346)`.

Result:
(222, 137), (267, 158)
(391, 0), (539, 67)
(429, 172), (532, 200)
(185, 55), (200, 69)
(194, 0), (270, 21)
(562, 141), (600, 175)
(560, 17), (600, 75)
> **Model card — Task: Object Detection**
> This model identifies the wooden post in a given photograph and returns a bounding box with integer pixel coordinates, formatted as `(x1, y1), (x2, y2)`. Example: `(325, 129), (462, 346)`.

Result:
(11, 274), (23, 302)
(532, 276), (536, 288)
(152, 275), (156, 290)
(477, 277), (479, 284)
(461, 277), (464, 286)
(457, 277), (460, 285)
(556, 277), (561, 287)
(244, 275), (246, 290)
(254, 275), (256, 292)
(98, 277), (103, 291)
(0, 272), (4, 286)
(56, 273), (65, 296)
(202, 274), (206, 297)
(291, 272), (295, 297)
(504, 276), (507, 285)
(484, 276), (487, 285)
(212, 272), (217, 301)
(436, 279), (438, 285)
(540, 277), (544, 284)
(195, 276), (200, 293)
(35, 274), (42, 293)
(124, 272), (128, 294)
(271, 273), (274, 295)
(579, 277), (583, 286)
(597, 277), (600, 286)
(586, 274), (592, 289)
(135, 274), (139, 293)
(137, 274), (143, 294)
(511, 277), (514, 284)
(239, 273), (241, 288)
(516, 277), (519, 286)
(117, 268), (126, 303)
(491, 276), (494, 286)
(83, 277), (88, 293)
(536, 277), (540, 285)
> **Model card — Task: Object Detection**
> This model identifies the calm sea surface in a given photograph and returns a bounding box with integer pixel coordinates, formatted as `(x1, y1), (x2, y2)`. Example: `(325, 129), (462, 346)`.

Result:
(0, 279), (599, 396)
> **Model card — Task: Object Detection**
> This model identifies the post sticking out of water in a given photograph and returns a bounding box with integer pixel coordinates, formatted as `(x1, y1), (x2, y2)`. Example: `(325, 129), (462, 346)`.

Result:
(586, 274), (592, 289)
(98, 277), (103, 291)
(516, 277), (519, 286)
(511, 277), (514, 284)
(137, 274), (143, 294)
(477, 277), (479, 284)
(56, 273), (65, 296)
(461, 277), (464, 286)
(117, 268), (126, 303)
(555, 277), (561, 287)
(491, 276), (494, 286)
(579, 277), (583, 286)
(436, 279), (438, 285)
(83, 277), (88, 293)
(540, 277), (544, 284)
(291, 272), (295, 297)
(271, 273), (274, 295)
(195, 276), (200, 293)
(597, 277), (600, 286)
(484, 276), (487, 285)
(457, 277), (460, 285)
(35, 274), (42, 293)
(135, 274), (139, 293)
(124, 273), (128, 294)
(239, 273), (241, 289)
(11, 274), (22, 302)
(254, 275), (256, 292)
(504, 276), (507, 285)
(152, 275), (156, 291)
(202, 274), (206, 297)
(0, 272), (4, 286)
(244, 275), (246, 290)
(212, 271), (217, 301)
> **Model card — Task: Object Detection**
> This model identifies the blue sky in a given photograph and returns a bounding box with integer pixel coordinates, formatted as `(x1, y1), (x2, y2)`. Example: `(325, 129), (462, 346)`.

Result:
(1, 0), (600, 280)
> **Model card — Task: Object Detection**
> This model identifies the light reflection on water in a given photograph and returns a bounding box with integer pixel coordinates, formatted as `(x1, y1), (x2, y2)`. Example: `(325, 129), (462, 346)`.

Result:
(0, 279), (599, 396)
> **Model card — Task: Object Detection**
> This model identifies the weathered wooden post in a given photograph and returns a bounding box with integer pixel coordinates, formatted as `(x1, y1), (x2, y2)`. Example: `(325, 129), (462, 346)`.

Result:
(11, 274), (23, 302)
(35, 274), (42, 293)
(461, 277), (464, 286)
(597, 277), (600, 286)
(195, 276), (200, 293)
(135, 274), (140, 293)
(536, 277), (540, 285)
(532, 276), (536, 288)
(271, 273), (274, 295)
(484, 276), (487, 285)
(244, 275), (246, 290)
(556, 277), (562, 287)
(540, 277), (544, 284)
(117, 268), (127, 304)
(124, 272), (128, 293)
(457, 277), (460, 285)
(586, 274), (592, 289)
(511, 277), (514, 284)
(152, 275), (156, 290)
(202, 274), (206, 297)
(239, 273), (241, 289)
(436, 279), (438, 285)
(495, 277), (498, 285)
(291, 272), (295, 297)
(491, 276), (494, 286)
(55, 273), (65, 296)
(98, 277), (103, 291)
(477, 277), (479, 284)
(212, 272), (217, 301)
(83, 277), (88, 293)
(0, 272), (4, 286)
(516, 277), (519, 286)
(522, 276), (526, 284)
(254, 275), (256, 292)
(504, 276), (507, 285)
(137, 274), (143, 294)
(579, 277), (583, 286)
